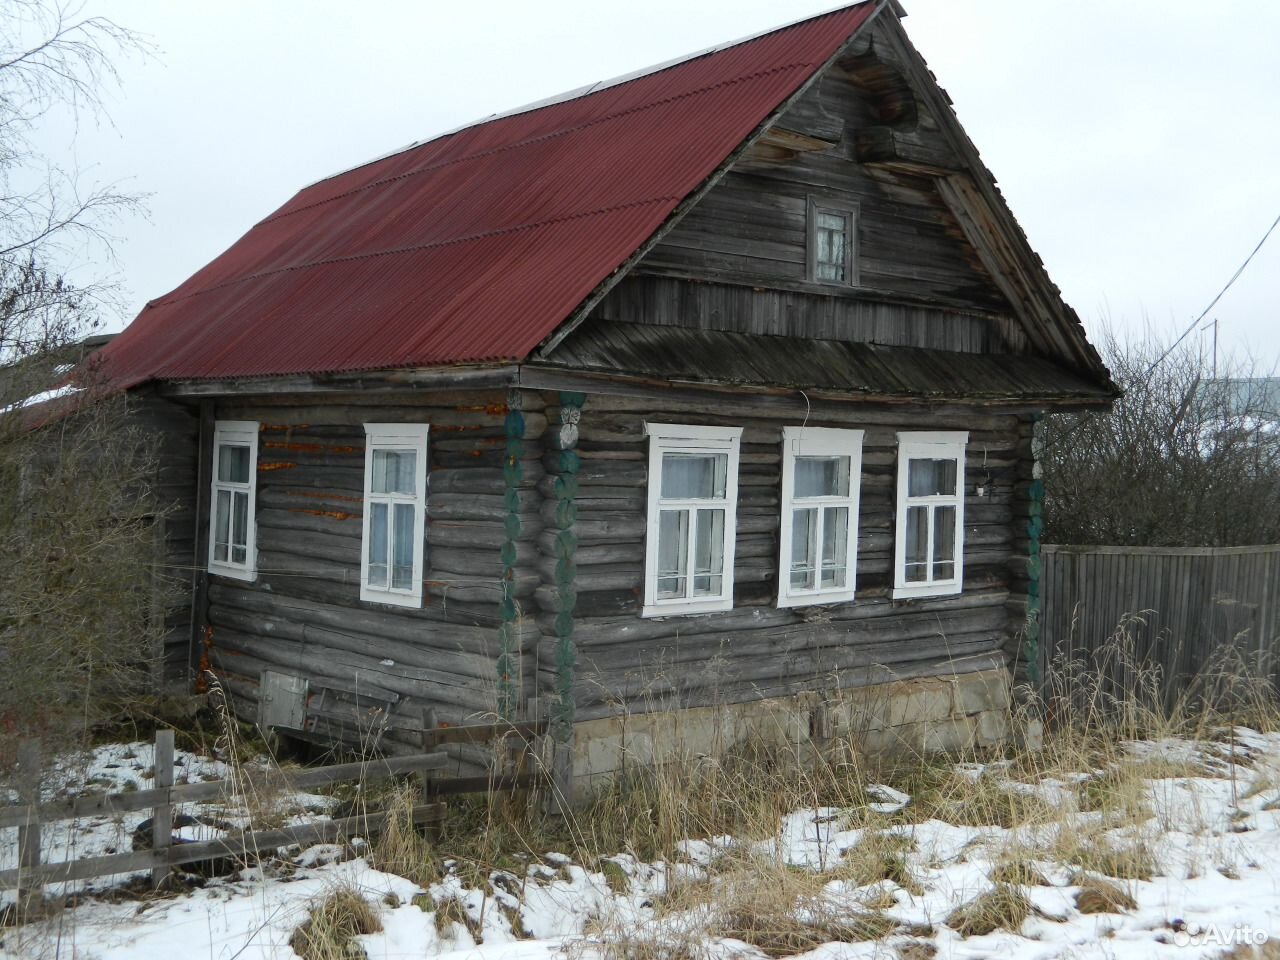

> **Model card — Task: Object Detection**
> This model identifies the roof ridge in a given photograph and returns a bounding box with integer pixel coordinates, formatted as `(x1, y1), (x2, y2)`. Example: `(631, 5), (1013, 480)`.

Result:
(150, 196), (678, 310)
(260, 60), (816, 230)
(300, 2), (874, 192)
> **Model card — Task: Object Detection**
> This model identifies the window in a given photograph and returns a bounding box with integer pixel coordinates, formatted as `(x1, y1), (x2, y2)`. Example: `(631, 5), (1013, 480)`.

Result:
(208, 420), (259, 581)
(893, 431), (968, 599)
(778, 426), (863, 608)
(643, 423), (742, 617)
(361, 423), (429, 607)
(807, 196), (858, 285)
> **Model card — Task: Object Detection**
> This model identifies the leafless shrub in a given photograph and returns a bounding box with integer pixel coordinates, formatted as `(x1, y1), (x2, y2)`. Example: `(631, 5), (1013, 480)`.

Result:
(1042, 328), (1280, 547)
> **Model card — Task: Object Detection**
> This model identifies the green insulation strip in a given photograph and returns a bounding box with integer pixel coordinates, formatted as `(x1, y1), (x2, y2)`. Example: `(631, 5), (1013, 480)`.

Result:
(1025, 476), (1044, 685)
(552, 391), (584, 744)
(496, 404), (524, 721)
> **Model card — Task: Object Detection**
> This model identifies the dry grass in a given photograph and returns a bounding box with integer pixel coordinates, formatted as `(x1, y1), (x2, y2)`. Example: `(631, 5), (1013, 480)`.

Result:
(1219, 943), (1280, 960)
(367, 785), (439, 887)
(289, 885), (383, 960)
(1051, 828), (1157, 881)
(428, 894), (484, 943)
(945, 884), (1034, 937)
(1071, 872), (1137, 913)
(719, 905), (895, 957)
(831, 831), (922, 894)
(990, 858), (1051, 887)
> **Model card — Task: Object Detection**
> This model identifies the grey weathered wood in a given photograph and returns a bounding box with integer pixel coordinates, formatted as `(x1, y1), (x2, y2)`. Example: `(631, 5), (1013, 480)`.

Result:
(1040, 544), (1280, 709)
(0, 752), (449, 831)
(15, 739), (41, 900)
(150, 729), (175, 887)
(0, 802), (447, 888)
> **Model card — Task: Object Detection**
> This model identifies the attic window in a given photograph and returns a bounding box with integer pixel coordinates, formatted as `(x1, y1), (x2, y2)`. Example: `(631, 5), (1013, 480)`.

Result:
(807, 197), (858, 286)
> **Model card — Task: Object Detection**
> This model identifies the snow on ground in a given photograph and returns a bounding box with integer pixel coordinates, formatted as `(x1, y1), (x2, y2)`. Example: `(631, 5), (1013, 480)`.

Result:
(5, 732), (1280, 958)
(0, 739), (335, 898)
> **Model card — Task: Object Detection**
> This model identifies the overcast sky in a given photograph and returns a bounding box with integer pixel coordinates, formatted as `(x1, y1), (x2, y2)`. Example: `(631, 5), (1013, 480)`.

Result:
(38, 0), (1280, 367)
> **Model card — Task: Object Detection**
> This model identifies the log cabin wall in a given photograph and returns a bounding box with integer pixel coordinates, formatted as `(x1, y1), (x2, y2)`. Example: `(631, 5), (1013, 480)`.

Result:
(588, 18), (1028, 357)
(551, 391), (1020, 724)
(200, 390), (548, 751)
(129, 394), (199, 687)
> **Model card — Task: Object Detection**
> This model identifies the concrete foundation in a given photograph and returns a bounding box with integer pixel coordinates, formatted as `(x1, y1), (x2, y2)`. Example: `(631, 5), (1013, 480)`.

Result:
(569, 667), (1011, 791)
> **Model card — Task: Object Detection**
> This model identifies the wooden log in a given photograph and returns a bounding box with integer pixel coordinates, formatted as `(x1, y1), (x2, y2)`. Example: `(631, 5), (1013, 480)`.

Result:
(559, 587), (1011, 646)
(431, 491), (542, 519)
(206, 606), (502, 679)
(430, 520), (543, 548)
(209, 627), (495, 709)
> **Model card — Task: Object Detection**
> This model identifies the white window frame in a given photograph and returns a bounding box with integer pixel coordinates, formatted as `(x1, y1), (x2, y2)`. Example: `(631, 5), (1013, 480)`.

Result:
(360, 423), (430, 608)
(642, 422), (742, 618)
(893, 431), (968, 600)
(207, 420), (259, 581)
(777, 426), (864, 608)
(807, 195), (859, 286)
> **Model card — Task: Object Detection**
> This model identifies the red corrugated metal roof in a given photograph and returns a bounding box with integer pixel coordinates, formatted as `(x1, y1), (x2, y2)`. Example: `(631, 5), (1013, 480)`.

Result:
(96, 3), (878, 388)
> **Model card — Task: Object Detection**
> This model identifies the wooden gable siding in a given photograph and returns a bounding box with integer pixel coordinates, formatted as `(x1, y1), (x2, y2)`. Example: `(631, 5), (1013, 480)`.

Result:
(540, 392), (1024, 721)
(201, 390), (548, 749)
(590, 25), (1021, 354)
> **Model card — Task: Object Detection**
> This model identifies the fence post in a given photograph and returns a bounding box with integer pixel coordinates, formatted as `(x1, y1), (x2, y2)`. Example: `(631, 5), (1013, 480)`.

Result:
(16, 739), (42, 907)
(151, 729), (175, 888)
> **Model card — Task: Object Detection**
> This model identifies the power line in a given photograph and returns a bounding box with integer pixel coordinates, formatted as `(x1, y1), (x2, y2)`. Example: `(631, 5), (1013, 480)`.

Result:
(1143, 209), (1280, 378)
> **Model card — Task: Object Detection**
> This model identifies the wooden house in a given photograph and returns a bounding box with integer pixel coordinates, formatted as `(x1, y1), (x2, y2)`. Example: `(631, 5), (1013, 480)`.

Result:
(91, 2), (1116, 787)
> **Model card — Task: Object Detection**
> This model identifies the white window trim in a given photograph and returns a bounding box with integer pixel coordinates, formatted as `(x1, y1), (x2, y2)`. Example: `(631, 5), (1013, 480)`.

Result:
(642, 422), (742, 618)
(893, 430), (968, 600)
(777, 426), (864, 608)
(207, 420), (259, 582)
(360, 423), (430, 608)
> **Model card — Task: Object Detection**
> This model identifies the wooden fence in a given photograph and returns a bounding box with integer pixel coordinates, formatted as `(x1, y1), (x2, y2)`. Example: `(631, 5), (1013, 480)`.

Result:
(2, 719), (549, 897)
(1038, 543), (1280, 709)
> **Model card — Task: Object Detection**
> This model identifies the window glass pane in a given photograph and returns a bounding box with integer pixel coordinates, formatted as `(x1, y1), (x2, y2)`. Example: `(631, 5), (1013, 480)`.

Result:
(816, 260), (843, 282)
(932, 505), (956, 583)
(230, 490), (249, 566)
(905, 504), (928, 582)
(372, 450), (416, 496)
(692, 508), (725, 597)
(817, 212), (846, 232)
(657, 509), (689, 599)
(815, 211), (847, 282)
(394, 451), (417, 495)
(933, 505), (956, 563)
(790, 507), (817, 590)
(794, 456), (849, 499)
(392, 503), (415, 590)
(368, 502), (389, 587)
(908, 457), (957, 498)
(213, 489), (230, 562)
(661, 453), (726, 500)
(821, 506), (848, 589)
(218, 444), (250, 483)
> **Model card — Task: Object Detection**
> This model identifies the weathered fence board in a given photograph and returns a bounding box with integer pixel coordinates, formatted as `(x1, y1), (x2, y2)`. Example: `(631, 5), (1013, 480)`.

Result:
(1040, 543), (1280, 708)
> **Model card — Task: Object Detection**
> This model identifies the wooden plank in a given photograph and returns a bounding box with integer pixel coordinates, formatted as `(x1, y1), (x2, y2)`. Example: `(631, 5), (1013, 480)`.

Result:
(420, 720), (548, 748)
(15, 740), (40, 900)
(151, 730), (175, 887)
(0, 804), (447, 888)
